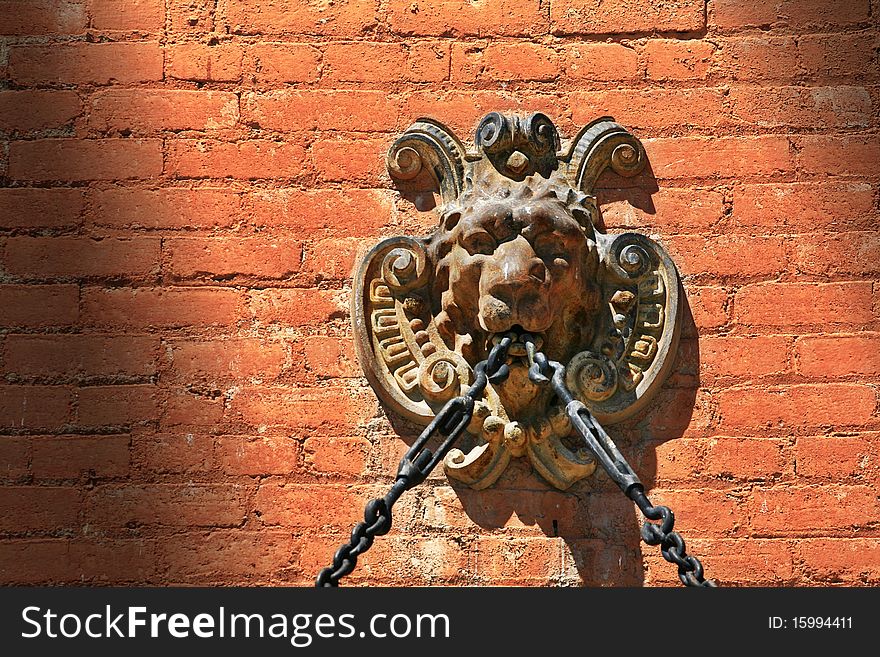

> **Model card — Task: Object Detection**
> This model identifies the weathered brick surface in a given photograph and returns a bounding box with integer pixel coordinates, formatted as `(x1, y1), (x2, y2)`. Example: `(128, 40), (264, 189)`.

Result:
(0, 0), (877, 588)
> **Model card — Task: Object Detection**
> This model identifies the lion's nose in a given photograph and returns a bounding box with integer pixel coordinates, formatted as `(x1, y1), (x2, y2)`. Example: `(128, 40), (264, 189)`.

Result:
(489, 237), (547, 298)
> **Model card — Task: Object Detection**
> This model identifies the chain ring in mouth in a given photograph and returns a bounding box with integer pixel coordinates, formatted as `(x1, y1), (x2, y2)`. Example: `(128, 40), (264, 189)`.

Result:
(489, 330), (544, 358)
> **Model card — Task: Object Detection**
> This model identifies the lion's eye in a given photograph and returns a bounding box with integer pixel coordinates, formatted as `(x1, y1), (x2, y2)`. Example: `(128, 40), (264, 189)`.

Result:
(534, 235), (567, 262)
(462, 231), (496, 256)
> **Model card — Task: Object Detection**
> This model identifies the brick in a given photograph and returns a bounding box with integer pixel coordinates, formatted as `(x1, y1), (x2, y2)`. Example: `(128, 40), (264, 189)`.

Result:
(700, 335), (790, 378)
(797, 334), (880, 378)
(31, 435), (130, 479)
(665, 234), (785, 278)
(0, 189), (83, 230)
(729, 86), (872, 129)
(572, 88), (728, 130)
(243, 90), (399, 132)
(795, 435), (875, 478)
(644, 136), (793, 179)
(169, 338), (287, 381)
(796, 134), (880, 177)
(167, 42), (243, 82)
(717, 384), (876, 430)
(0, 284), (79, 327)
(705, 437), (786, 479)
(215, 435), (299, 476)
(83, 287), (243, 328)
(0, 487), (80, 532)
(162, 392), (223, 431)
(167, 140), (309, 180)
(90, 187), (240, 230)
(69, 539), (157, 583)
(323, 42), (449, 83)
(551, 0), (705, 34)
(132, 432), (214, 474)
(453, 42), (561, 82)
(4, 237), (160, 279)
(471, 536), (562, 583)
(89, 0), (165, 31)
(731, 182), (876, 231)
(303, 335), (358, 378)
(0, 1), (86, 35)
(87, 484), (249, 527)
(685, 285), (729, 331)
(649, 438), (706, 482)
(10, 42), (163, 85)
(160, 530), (294, 582)
(0, 385), (72, 430)
(641, 387), (713, 440)
(9, 139), (162, 182)
(799, 32), (880, 81)
(76, 384), (160, 428)
(245, 188), (393, 235)
(228, 386), (375, 431)
(562, 42), (640, 80)
(0, 91), (80, 133)
(0, 540), (74, 584)
(597, 188), (724, 232)
(312, 138), (386, 185)
(251, 43), (322, 83)
(0, 437), (29, 480)
(717, 37), (799, 81)
(248, 288), (346, 326)
(749, 485), (879, 535)
(253, 484), (364, 528)
(227, 0), (379, 37)
(301, 238), (359, 282)
(799, 539), (880, 584)
(167, 236), (301, 281)
(648, 488), (744, 536)
(643, 39), (716, 80)
(793, 232), (880, 277)
(387, 0), (547, 37)
(169, 0), (214, 32)
(303, 436), (369, 476)
(90, 90), (239, 133)
(734, 282), (875, 327)
(712, 0), (870, 30)
(3, 334), (158, 379)
(645, 539), (794, 586)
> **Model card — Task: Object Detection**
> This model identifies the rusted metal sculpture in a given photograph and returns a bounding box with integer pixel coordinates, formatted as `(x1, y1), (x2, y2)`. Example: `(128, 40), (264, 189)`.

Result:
(353, 113), (681, 490)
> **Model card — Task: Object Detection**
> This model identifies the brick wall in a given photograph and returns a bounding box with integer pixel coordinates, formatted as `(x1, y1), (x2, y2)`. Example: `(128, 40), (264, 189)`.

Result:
(0, 1), (877, 586)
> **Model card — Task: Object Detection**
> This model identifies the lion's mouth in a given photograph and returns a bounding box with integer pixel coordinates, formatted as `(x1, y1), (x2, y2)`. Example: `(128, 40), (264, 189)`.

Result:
(488, 326), (544, 358)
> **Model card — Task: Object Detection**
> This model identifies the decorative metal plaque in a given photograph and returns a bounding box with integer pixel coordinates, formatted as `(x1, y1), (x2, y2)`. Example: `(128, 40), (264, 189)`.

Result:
(353, 113), (682, 490)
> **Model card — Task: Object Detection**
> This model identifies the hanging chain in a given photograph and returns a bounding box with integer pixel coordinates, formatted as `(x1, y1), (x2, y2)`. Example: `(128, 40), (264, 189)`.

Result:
(524, 334), (717, 588)
(315, 335), (514, 587)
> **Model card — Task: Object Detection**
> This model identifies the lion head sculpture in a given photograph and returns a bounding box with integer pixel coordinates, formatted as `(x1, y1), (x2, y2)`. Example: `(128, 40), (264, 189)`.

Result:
(352, 113), (682, 490)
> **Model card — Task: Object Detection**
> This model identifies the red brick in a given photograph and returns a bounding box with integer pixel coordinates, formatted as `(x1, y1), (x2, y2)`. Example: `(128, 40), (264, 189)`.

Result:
(228, 386), (375, 431)
(700, 335), (790, 378)
(643, 39), (716, 80)
(245, 188), (393, 235)
(69, 539), (157, 583)
(0, 437), (29, 481)
(253, 484), (363, 528)
(0, 189), (83, 230)
(303, 335), (358, 379)
(705, 437), (787, 479)
(215, 435), (299, 476)
(167, 140), (309, 180)
(9, 139), (162, 182)
(303, 436), (369, 476)
(648, 488), (744, 536)
(169, 338), (287, 381)
(730, 85), (872, 129)
(685, 285), (729, 331)
(168, 0), (214, 33)
(167, 236), (302, 281)
(717, 37), (799, 80)
(227, 0), (379, 37)
(645, 136), (793, 179)
(243, 90), (399, 132)
(387, 0), (547, 37)
(160, 530), (295, 582)
(641, 387), (714, 440)
(712, 0), (870, 30)
(132, 432), (214, 474)
(551, 0), (705, 34)
(162, 387), (224, 431)
(90, 187), (240, 230)
(87, 484), (249, 527)
(0, 385), (72, 430)
(794, 232), (880, 277)
(471, 536), (562, 583)
(573, 88), (728, 130)
(749, 485), (879, 535)
(0, 486), (80, 532)
(666, 234), (785, 278)
(797, 334), (880, 378)
(4, 237), (159, 279)
(89, 0), (164, 31)
(795, 434), (875, 479)
(31, 435), (130, 479)
(90, 90), (239, 133)
(796, 134), (880, 176)
(10, 42), (163, 84)
(301, 238), (359, 282)
(248, 288), (346, 326)
(76, 384), (160, 428)
(167, 42), (243, 82)
(0, 284), (79, 328)
(598, 188), (724, 232)
(323, 42), (449, 83)
(250, 43), (322, 83)
(799, 539), (880, 584)
(0, 1), (86, 35)
(799, 32), (880, 81)
(717, 384), (876, 430)
(0, 91), (80, 133)
(83, 287), (243, 328)
(453, 42), (561, 82)
(731, 182), (875, 231)
(563, 42), (640, 80)
(3, 334), (158, 379)
(0, 540), (74, 584)
(734, 282), (875, 328)
(312, 138), (386, 185)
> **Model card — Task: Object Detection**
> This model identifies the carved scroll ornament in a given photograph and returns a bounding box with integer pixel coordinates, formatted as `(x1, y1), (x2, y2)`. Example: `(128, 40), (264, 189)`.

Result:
(353, 113), (682, 490)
